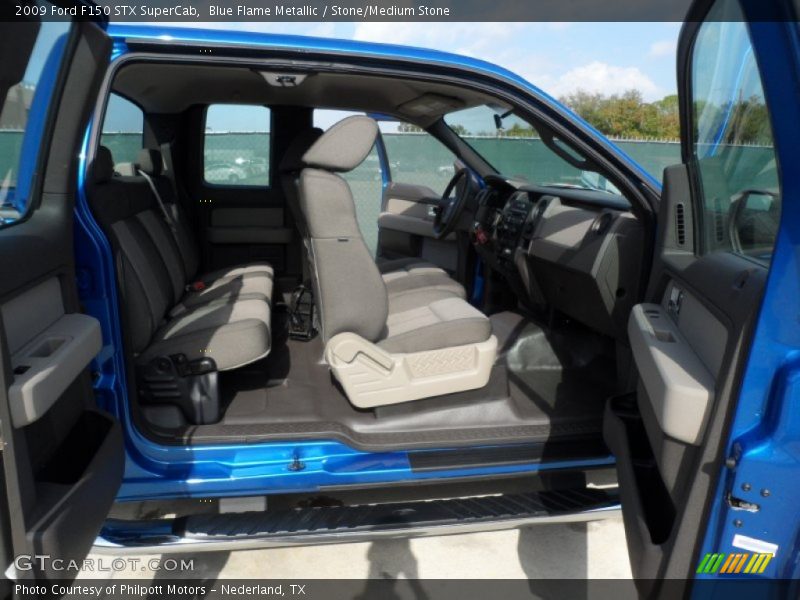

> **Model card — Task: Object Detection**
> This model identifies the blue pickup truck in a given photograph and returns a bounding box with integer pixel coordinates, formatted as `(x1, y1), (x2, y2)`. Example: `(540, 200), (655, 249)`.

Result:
(0, 0), (797, 593)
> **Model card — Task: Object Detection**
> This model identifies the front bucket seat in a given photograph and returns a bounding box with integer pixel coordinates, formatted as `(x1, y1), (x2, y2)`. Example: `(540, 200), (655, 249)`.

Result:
(296, 116), (498, 408)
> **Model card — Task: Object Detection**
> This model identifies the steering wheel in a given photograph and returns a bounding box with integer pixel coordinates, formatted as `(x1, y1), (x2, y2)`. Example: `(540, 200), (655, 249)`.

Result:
(433, 168), (471, 240)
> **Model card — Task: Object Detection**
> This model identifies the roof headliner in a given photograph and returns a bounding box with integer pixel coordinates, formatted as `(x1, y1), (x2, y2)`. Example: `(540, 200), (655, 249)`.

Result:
(111, 62), (496, 123)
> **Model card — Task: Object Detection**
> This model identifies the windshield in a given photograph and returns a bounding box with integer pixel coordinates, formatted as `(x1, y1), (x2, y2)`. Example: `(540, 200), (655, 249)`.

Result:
(444, 105), (619, 193)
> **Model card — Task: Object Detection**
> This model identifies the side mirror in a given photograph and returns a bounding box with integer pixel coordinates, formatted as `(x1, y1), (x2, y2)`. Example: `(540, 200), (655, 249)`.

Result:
(729, 189), (780, 256)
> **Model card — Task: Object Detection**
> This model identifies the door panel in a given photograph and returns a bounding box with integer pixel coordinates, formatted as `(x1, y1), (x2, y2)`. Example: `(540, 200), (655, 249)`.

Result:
(610, 1), (781, 587)
(378, 181), (458, 271)
(628, 301), (717, 446)
(0, 14), (122, 580)
(3, 278), (103, 428)
(376, 122), (461, 272)
(609, 249), (765, 583)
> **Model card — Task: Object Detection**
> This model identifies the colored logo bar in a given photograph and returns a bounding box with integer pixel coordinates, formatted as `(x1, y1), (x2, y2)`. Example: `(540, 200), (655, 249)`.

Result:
(696, 552), (773, 575)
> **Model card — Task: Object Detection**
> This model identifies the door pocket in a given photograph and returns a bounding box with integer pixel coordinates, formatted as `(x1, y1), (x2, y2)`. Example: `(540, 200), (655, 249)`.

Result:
(603, 393), (675, 579)
(28, 410), (124, 578)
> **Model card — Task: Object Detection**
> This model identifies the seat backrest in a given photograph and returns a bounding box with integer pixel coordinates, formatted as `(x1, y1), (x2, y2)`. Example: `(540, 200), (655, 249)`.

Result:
(279, 128), (323, 282)
(135, 148), (201, 281)
(279, 127), (324, 241)
(89, 146), (183, 353)
(297, 116), (388, 342)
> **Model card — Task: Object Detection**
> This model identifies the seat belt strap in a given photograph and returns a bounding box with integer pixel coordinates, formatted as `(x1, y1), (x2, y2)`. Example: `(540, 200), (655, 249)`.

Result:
(139, 168), (178, 238)
(160, 142), (180, 201)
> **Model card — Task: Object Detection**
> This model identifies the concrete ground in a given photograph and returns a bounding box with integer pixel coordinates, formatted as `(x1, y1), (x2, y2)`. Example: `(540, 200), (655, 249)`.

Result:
(81, 517), (631, 580)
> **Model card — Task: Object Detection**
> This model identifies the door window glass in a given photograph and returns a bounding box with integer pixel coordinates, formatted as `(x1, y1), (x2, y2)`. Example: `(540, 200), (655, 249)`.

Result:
(382, 122), (458, 195)
(691, 1), (780, 261)
(0, 19), (70, 226)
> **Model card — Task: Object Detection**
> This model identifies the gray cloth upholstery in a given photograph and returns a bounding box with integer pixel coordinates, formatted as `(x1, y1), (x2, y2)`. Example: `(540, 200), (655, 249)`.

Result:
(177, 268), (274, 315)
(380, 294), (492, 353)
(141, 298), (271, 370)
(281, 125), (465, 298)
(301, 115), (378, 172)
(89, 146), (274, 371)
(299, 169), (365, 238)
(378, 257), (466, 299)
(296, 117), (491, 356)
(299, 166), (388, 341)
(313, 237), (389, 341)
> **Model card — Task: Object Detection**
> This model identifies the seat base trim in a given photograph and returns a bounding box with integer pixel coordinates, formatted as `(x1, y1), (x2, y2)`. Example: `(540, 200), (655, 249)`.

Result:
(325, 333), (498, 409)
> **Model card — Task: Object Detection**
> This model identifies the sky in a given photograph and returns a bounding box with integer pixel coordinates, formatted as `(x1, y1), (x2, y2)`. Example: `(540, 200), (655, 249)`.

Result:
(163, 21), (682, 100)
(101, 21), (682, 131)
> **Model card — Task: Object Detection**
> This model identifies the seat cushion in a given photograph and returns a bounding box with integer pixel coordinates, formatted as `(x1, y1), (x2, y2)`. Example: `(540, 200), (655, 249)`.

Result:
(200, 262), (274, 283)
(139, 298), (271, 370)
(178, 264), (274, 312)
(378, 257), (466, 299)
(379, 294), (491, 354)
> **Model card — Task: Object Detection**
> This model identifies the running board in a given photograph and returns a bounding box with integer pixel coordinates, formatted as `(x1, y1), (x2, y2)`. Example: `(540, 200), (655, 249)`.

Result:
(94, 488), (620, 554)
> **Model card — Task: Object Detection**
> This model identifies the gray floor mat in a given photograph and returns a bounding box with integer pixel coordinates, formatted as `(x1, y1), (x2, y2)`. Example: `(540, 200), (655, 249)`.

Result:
(151, 311), (616, 451)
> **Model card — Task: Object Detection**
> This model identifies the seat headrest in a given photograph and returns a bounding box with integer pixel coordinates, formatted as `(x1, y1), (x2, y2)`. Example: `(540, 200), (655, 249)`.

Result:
(301, 116), (378, 173)
(279, 127), (324, 173)
(136, 148), (163, 177)
(92, 146), (115, 183)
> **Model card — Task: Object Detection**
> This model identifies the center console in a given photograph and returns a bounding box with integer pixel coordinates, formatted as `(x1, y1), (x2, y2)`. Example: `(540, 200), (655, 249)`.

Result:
(472, 182), (644, 339)
(494, 191), (536, 263)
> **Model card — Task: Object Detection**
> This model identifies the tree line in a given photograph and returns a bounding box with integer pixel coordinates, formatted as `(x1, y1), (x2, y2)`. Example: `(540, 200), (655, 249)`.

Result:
(399, 88), (773, 145)
(559, 90), (680, 140)
(491, 90), (681, 140)
(559, 89), (771, 144)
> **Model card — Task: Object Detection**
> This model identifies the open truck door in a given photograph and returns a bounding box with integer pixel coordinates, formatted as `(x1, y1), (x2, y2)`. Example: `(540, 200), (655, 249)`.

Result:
(0, 1), (122, 584)
(609, 0), (800, 594)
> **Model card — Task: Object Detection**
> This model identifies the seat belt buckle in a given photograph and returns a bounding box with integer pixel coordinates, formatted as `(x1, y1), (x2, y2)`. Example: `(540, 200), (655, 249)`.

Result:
(186, 281), (207, 292)
(288, 285), (316, 341)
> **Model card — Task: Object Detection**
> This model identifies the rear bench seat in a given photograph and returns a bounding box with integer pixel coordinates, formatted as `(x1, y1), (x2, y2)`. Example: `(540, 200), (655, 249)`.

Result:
(88, 146), (274, 373)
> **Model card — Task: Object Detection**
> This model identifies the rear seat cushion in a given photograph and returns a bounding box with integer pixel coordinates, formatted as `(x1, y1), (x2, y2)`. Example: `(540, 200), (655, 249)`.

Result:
(140, 298), (271, 371)
(378, 257), (466, 299)
(91, 146), (274, 371)
(200, 263), (275, 284)
(379, 292), (491, 354)
(178, 264), (275, 314)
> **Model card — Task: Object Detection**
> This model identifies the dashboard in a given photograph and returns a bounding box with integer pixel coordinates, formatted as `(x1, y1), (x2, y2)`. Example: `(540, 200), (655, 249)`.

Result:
(472, 176), (644, 339)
